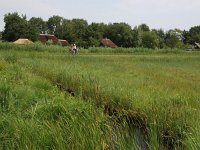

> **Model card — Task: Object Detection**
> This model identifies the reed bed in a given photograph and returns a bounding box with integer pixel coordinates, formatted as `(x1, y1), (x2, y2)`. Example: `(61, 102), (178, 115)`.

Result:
(0, 43), (199, 149)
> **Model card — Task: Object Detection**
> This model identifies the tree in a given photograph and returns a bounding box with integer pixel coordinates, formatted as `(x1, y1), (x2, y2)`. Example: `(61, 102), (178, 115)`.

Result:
(2, 12), (27, 41)
(59, 19), (73, 42)
(105, 23), (134, 47)
(138, 24), (150, 32)
(47, 15), (63, 36)
(0, 31), (2, 41)
(29, 17), (47, 34)
(140, 31), (158, 49)
(85, 23), (107, 47)
(189, 26), (200, 44)
(24, 22), (39, 41)
(152, 29), (165, 48)
(70, 19), (88, 47)
(131, 28), (140, 47)
(60, 18), (89, 47)
(2, 12), (43, 42)
(165, 29), (183, 48)
(182, 30), (191, 45)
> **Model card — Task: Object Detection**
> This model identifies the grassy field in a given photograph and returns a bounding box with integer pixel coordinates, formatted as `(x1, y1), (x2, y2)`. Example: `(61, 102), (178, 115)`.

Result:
(0, 43), (200, 149)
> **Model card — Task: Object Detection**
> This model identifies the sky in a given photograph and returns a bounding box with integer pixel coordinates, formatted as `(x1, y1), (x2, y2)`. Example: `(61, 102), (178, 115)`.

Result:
(0, 0), (200, 31)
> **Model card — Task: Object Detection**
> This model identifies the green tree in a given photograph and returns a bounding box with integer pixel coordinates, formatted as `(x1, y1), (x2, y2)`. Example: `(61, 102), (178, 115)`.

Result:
(138, 24), (150, 32)
(152, 29), (165, 48)
(182, 30), (191, 45)
(129, 27), (140, 47)
(0, 31), (2, 41)
(85, 23), (107, 47)
(47, 15), (63, 36)
(165, 29), (183, 48)
(59, 19), (73, 42)
(2, 12), (27, 41)
(140, 31), (158, 49)
(24, 22), (38, 41)
(134, 24), (151, 48)
(189, 26), (200, 44)
(2, 12), (43, 42)
(60, 19), (89, 47)
(70, 19), (88, 47)
(105, 23), (134, 47)
(29, 17), (47, 34)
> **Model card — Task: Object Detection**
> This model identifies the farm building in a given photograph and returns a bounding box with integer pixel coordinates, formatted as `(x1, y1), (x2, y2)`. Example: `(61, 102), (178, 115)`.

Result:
(39, 34), (59, 44)
(58, 39), (70, 46)
(14, 39), (33, 44)
(195, 42), (200, 49)
(100, 38), (118, 48)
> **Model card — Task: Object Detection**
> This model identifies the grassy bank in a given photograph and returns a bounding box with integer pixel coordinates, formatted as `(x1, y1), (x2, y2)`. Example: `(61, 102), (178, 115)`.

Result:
(0, 42), (195, 54)
(0, 44), (200, 149)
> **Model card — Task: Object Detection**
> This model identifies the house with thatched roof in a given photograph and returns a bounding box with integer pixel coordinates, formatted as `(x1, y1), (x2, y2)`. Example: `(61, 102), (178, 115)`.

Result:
(195, 42), (200, 49)
(39, 34), (59, 44)
(14, 39), (33, 44)
(58, 39), (70, 46)
(100, 38), (118, 48)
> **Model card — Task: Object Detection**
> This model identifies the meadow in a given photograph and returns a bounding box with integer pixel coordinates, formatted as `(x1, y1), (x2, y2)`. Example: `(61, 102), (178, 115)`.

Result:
(0, 43), (200, 149)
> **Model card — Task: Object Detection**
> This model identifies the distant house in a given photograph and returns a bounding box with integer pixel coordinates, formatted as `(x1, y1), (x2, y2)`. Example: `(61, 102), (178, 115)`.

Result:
(14, 39), (33, 44)
(100, 38), (118, 48)
(186, 42), (200, 51)
(195, 42), (200, 49)
(39, 34), (59, 44)
(58, 39), (70, 46)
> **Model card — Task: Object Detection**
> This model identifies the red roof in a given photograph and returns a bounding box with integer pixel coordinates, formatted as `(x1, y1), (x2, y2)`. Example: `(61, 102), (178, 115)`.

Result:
(101, 38), (118, 48)
(39, 34), (58, 44)
(58, 39), (70, 46)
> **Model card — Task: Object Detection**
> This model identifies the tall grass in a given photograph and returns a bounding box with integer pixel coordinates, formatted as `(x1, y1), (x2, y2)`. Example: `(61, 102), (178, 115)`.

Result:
(0, 51), (141, 149)
(18, 51), (200, 148)
(86, 46), (185, 54)
(0, 42), (67, 52)
(0, 42), (190, 54)
(0, 45), (200, 149)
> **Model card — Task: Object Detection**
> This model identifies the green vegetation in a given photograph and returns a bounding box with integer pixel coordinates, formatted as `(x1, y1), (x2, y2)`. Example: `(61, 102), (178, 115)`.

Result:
(2, 12), (200, 49)
(0, 43), (200, 149)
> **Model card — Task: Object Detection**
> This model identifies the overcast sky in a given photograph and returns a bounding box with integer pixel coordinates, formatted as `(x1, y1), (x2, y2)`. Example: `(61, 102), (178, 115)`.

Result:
(0, 0), (200, 31)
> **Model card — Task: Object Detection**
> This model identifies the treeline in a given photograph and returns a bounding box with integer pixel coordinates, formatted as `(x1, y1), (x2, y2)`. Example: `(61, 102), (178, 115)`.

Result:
(1, 12), (200, 48)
